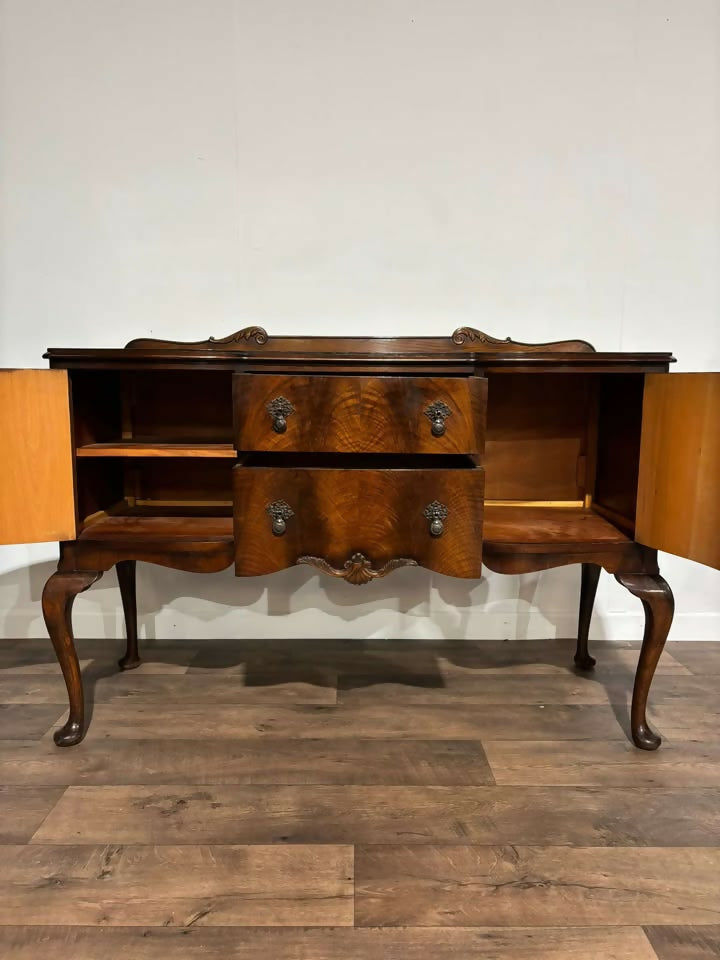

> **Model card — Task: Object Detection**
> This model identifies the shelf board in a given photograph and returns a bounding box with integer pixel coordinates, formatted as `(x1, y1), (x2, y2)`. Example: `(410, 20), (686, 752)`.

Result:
(483, 504), (630, 549)
(76, 443), (237, 459)
(79, 512), (234, 541)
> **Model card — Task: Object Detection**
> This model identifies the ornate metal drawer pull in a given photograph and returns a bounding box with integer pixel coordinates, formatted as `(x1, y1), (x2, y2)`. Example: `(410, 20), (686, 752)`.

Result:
(424, 400), (451, 437)
(298, 553), (418, 586)
(424, 500), (448, 537)
(266, 499), (294, 536)
(266, 396), (294, 434)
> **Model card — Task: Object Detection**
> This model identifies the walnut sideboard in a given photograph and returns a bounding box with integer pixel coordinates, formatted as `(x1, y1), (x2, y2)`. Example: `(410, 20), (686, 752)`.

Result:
(1, 327), (718, 749)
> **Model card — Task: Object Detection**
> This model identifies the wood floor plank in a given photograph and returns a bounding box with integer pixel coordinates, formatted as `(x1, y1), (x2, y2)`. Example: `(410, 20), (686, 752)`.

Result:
(644, 925), (720, 959)
(436, 649), (689, 677)
(186, 639), (690, 678)
(650, 701), (720, 742)
(73, 702), (631, 741)
(337, 667), (713, 707)
(30, 784), (720, 846)
(0, 787), (65, 842)
(5, 665), (705, 710)
(0, 738), (493, 786)
(665, 642), (720, 676)
(355, 845), (720, 927)
(429, 641), (689, 676)
(0, 658), (95, 677)
(0, 924), (659, 959)
(0, 704), (64, 739)
(0, 638), (193, 675)
(0, 844), (353, 927)
(1, 637), (692, 677)
(484, 741), (720, 787)
(0, 673), (336, 705)
(1, 637), (718, 949)
(338, 674), (612, 705)
(604, 675), (720, 704)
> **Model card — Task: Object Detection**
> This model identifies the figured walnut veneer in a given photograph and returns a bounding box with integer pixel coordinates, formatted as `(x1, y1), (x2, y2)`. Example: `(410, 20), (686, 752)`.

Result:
(233, 374), (486, 455)
(233, 465), (484, 580)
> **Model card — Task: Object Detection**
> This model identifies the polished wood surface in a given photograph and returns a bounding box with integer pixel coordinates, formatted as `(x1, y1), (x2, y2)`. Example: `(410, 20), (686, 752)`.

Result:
(575, 562), (601, 670)
(636, 373), (720, 570)
(234, 374), (486, 455)
(76, 442), (237, 458)
(125, 325), (598, 353)
(483, 505), (630, 548)
(615, 574), (675, 750)
(47, 325), (674, 373)
(116, 560), (140, 671)
(79, 514), (234, 542)
(0, 369), (76, 544)
(233, 464), (484, 579)
(1, 636), (719, 957)
(41, 571), (103, 747)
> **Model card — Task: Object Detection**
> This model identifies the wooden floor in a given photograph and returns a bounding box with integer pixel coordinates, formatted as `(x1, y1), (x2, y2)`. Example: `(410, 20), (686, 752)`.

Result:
(0, 634), (719, 959)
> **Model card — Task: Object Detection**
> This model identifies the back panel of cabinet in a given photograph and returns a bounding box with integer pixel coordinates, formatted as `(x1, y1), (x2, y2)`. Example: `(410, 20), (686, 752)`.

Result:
(484, 373), (593, 502)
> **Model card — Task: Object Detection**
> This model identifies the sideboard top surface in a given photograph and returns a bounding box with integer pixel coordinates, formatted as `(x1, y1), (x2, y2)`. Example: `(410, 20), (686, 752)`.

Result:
(44, 326), (675, 373)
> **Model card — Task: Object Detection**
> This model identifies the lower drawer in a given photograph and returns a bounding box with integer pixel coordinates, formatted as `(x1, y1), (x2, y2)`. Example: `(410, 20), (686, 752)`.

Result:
(233, 464), (484, 581)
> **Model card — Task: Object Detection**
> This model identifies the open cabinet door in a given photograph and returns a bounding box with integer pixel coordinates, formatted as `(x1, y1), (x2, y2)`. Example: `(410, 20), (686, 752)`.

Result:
(636, 373), (720, 570)
(0, 369), (77, 544)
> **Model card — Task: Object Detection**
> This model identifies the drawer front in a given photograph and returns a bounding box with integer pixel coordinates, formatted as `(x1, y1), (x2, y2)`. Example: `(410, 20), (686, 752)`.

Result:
(233, 466), (484, 580)
(234, 374), (486, 455)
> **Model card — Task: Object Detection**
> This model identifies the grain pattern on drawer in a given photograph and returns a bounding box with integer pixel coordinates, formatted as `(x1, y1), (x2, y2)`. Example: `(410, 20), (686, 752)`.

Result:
(234, 375), (486, 455)
(233, 466), (484, 580)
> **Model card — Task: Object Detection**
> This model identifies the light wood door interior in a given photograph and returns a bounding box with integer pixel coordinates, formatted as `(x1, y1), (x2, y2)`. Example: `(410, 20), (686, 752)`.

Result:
(0, 369), (77, 544)
(636, 372), (720, 570)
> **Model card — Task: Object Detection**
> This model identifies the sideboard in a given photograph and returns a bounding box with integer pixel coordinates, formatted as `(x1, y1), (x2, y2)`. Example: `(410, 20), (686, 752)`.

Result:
(1, 327), (718, 750)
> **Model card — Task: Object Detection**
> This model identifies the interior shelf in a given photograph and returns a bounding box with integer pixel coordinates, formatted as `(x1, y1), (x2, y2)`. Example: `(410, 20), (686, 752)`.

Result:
(79, 510), (233, 541)
(483, 504), (630, 548)
(76, 443), (237, 458)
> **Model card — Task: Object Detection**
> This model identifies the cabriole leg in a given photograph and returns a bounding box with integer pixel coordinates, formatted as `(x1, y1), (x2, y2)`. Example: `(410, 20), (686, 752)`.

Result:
(575, 562), (601, 670)
(615, 573), (674, 751)
(42, 570), (103, 747)
(117, 560), (140, 670)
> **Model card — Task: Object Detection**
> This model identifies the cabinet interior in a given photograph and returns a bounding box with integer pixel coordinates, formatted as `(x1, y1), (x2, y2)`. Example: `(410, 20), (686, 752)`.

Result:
(71, 368), (645, 545)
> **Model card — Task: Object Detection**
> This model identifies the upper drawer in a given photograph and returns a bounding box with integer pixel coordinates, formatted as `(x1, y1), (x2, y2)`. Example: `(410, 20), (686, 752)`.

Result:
(233, 374), (487, 455)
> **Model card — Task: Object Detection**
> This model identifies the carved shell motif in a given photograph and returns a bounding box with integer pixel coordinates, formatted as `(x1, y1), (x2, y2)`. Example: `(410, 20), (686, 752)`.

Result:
(297, 553), (418, 586)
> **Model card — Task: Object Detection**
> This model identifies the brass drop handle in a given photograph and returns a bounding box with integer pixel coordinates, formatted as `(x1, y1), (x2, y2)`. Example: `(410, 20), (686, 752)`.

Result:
(424, 500), (448, 537)
(266, 396), (294, 434)
(267, 499), (294, 536)
(424, 401), (451, 437)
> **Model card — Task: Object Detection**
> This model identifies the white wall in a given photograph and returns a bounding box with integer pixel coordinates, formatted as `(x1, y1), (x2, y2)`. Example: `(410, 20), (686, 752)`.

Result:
(1, 0), (718, 643)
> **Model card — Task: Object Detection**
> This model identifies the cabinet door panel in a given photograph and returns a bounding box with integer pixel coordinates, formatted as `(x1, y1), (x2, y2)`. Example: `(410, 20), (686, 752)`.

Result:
(0, 369), (77, 544)
(636, 373), (719, 570)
